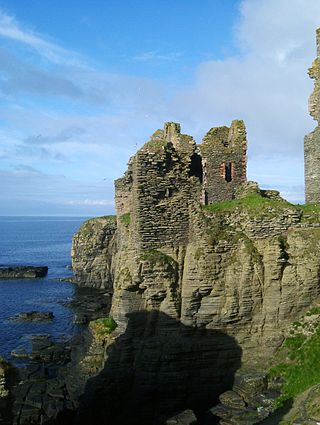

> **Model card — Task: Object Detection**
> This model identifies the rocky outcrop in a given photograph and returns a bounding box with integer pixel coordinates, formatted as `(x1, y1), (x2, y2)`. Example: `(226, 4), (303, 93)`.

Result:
(69, 121), (320, 424)
(4, 287), (112, 425)
(0, 266), (48, 279)
(208, 370), (275, 424)
(71, 216), (116, 289)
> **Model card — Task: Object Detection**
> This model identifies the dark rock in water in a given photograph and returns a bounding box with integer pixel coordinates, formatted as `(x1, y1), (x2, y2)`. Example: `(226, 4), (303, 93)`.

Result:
(0, 266), (48, 279)
(13, 311), (54, 321)
(67, 287), (112, 323)
(165, 410), (197, 424)
(11, 334), (71, 364)
(73, 313), (88, 324)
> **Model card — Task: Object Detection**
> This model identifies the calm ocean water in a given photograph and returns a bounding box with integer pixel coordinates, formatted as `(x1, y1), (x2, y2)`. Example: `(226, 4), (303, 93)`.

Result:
(0, 216), (88, 361)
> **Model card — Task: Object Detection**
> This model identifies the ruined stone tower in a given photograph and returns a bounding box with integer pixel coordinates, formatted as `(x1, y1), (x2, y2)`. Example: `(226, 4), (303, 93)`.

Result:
(305, 28), (320, 204)
(115, 121), (247, 249)
(200, 120), (247, 204)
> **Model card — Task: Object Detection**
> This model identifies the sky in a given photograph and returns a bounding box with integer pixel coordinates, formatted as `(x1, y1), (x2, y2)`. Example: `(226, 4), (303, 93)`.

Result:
(0, 0), (319, 216)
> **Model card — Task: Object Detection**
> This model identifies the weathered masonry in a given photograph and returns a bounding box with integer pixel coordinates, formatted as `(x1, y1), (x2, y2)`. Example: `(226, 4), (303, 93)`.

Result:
(114, 120), (247, 249)
(200, 120), (247, 204)
(305, 28), (320, 204)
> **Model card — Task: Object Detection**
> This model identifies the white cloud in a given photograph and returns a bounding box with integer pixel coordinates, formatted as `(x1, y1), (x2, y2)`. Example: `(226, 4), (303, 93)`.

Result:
(0, 11), (84, 66)
(168, 0), (320, 202)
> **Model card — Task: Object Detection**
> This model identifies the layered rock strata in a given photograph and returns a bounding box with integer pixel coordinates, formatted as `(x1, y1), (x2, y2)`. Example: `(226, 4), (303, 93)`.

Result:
(71, 122), (320, 424)
(72, 216), (116, 289)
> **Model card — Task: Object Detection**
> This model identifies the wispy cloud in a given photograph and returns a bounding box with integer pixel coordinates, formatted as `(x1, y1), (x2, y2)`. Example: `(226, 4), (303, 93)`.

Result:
(0, 11), (84, 66)
(24, 126), (86, 145)
(133, 51), (182, 62)
(64, 199), (114, 206)
(0, 168), (115, 215)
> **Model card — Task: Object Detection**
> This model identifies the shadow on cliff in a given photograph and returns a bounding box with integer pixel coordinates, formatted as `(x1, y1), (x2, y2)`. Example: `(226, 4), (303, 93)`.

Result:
(62, 310), (242, 425)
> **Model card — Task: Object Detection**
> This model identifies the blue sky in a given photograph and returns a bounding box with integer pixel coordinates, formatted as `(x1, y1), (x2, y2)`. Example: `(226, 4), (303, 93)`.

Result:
(0, 0), (319, 215)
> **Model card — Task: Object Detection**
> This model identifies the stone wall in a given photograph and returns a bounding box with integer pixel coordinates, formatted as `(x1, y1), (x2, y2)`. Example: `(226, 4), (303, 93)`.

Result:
(115, 123), (204, 251)
(113, 121), (247, 251)
(305, 28), (320, 204)
(200, 120), (247, 204)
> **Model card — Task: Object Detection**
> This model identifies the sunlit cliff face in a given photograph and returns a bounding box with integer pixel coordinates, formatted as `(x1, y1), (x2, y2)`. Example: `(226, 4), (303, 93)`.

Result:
(308, 29), (320, 123)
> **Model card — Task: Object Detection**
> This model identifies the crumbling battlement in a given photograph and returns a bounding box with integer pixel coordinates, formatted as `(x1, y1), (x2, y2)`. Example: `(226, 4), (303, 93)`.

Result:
(115, 121), (247, 249)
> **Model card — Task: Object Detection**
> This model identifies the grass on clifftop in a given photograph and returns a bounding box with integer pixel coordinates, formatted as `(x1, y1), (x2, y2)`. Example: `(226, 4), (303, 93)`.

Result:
(85, 215), (116, 222)
(203, 194), (292, 213)
(269, 308), (320, 405)
(203, 194), (320, 223)
(295, 204), (320, 214)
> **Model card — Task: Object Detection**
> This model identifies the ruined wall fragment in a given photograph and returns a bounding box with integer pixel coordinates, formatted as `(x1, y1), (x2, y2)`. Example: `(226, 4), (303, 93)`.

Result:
(305, 28), (320, 204)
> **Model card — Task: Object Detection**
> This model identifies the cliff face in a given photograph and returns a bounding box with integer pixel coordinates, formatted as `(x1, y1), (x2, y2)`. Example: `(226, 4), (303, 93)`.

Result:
(72, 216), (117, 289)
(71, 122), (320, 424)
(73, 191), (320, 364)
(305, 28), (320, 203)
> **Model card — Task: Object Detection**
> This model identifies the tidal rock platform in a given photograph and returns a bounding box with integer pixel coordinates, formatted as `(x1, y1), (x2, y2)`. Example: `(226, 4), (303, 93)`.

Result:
(0, 266), (48, 279)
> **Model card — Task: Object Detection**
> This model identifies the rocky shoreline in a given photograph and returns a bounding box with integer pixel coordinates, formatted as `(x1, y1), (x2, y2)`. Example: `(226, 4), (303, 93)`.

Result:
(0, 286), (112, 425)
(2, 271), (319, 425)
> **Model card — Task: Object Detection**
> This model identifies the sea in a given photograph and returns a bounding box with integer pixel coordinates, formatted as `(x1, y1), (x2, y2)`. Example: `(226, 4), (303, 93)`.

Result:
(0, 216), (88, 362)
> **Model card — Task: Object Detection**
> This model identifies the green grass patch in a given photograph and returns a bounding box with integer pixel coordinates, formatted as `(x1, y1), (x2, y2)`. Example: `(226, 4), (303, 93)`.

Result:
(202, 194), (320, 225)
(295, 204), (320, 214)
(83, 215), (116, 225)
(270, 325), (320, 401)
(89, 317), (117, 338)
(140, 249), (176, 268)
(296, 204), (320, 223)
(203, 194), (292, 214)
(120, 213), (131, 226)
(78, 215), (116, 236)
(306, 306), (320, 316)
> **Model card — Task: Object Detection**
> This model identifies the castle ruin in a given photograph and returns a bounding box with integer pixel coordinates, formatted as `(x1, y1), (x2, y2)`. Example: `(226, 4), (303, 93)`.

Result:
(115, 120), (247, 249)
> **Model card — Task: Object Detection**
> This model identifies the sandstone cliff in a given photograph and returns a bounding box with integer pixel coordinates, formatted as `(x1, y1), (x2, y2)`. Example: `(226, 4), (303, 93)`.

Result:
(71, 122), (320, 424)
(73, 186), (320, 364)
